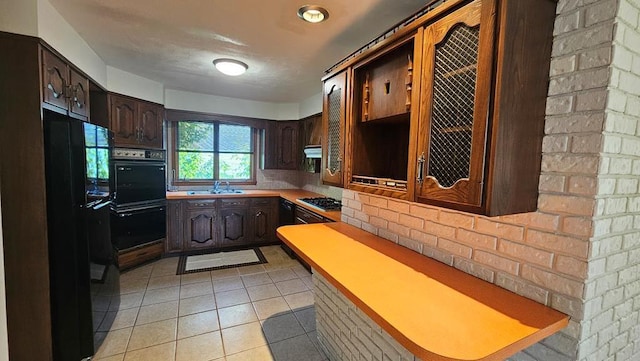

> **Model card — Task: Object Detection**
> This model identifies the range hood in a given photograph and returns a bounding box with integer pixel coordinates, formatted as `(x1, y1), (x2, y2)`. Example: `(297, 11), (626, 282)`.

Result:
(304, 145), (322, 159)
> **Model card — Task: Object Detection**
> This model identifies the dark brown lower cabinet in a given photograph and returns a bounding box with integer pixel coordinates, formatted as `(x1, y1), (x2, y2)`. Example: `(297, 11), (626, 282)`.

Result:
(166, 200), (183, 253)
(165, 197), (279, 253)
(183, 200), (217, 250)
(250, 198), (279, 244)
(220, 207), (250, 247)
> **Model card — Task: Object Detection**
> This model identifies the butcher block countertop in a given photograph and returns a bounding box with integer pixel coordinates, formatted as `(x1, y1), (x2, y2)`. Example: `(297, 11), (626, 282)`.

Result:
(277, 222), (569, 361)
(166, 189), (342, 222)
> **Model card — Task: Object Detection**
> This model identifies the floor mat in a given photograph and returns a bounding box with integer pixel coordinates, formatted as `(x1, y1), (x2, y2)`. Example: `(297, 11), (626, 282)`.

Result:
(176, 248), (267, 275)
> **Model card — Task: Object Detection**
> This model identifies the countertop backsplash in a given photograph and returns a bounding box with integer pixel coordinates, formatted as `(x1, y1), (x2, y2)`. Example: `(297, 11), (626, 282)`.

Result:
(167, 168), (342, 200)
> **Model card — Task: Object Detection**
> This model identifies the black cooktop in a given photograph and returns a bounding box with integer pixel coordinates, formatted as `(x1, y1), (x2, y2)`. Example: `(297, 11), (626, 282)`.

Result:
(298, 197), (342, 211)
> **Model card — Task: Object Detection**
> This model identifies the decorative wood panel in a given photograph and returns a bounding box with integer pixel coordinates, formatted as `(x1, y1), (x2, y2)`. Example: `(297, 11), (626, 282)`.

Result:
(250, 198), (278, 243)
(69, 68), (89, 119)
(185, 210), (216, 249)
(220, 208), (249, 246)
(41, 48), (68, 112)
(109, 94), (138, 146)
(139, 102), (163, 149)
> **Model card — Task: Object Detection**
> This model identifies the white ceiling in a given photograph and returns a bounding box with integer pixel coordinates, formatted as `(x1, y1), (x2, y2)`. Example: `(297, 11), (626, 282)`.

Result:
(48, 0), (429, 103)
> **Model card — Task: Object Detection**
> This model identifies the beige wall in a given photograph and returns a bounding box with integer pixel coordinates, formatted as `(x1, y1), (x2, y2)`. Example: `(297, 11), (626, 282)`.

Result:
(337, 0), (640, 360)
(0, 0), (38, 36)
(106, 66), (165, 104)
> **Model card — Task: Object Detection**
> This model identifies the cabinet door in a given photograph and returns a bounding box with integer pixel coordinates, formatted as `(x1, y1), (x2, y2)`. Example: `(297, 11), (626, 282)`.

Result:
(322, 71), (348, 187)
(219, 208), (250, 247)
(139, 102), (164, 149)
(69, 68), (90, 119)
(185, 209), (217, 250)
(166, 201), (183, 253)
(41, 48), (69, 112)
(305, 114), (322, 146)
(276, 122), (299, 170)
(264, 121), (299, 170)
(415, 0), (494, 211)
(263, 121), (277, 169)
(360, 43), (414, 122)
(250, 198), (278, 244)
(109, 95), (138, 147)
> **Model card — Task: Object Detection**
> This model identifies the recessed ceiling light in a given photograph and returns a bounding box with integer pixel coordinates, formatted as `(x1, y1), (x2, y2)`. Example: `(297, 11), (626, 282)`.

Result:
(213, 58), (248, 76)
(297, 5), (329, 23)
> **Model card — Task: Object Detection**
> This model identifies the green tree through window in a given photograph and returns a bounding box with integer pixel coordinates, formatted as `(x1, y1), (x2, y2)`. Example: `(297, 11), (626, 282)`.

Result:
(176, 121), (254, 182)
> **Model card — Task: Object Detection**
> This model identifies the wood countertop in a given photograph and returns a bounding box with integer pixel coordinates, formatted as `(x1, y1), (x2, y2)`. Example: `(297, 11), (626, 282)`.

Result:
(166, 189), (342, 222)
(277, 222), (569, 361)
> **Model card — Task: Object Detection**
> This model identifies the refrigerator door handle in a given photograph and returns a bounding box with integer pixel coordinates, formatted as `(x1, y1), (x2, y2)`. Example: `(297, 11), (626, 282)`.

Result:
(93, 200), (112, 210)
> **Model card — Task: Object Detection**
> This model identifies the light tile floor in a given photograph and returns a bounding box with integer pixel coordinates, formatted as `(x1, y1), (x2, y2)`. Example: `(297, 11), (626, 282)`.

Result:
(92, 246), (327, 361)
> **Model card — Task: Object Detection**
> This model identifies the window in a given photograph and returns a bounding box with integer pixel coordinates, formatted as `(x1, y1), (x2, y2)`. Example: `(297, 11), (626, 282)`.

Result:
(84, 123), (110, 185)
(174, 121), (256, 183)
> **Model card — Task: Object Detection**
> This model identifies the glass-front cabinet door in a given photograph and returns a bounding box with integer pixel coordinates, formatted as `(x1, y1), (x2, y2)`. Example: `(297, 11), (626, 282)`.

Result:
(321, 70), (349, 187)
(415, 0), (495, 212)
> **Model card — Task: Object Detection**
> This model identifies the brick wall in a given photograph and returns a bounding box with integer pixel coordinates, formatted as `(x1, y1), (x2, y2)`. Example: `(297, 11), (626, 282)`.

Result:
(320, 0), (640, 360)
(579, 0), (640, 359)
(314, 273), (418, 361)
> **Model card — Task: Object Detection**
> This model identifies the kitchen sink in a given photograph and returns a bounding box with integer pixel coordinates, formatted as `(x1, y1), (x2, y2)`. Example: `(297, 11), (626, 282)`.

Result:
(186, 189), (244, 195)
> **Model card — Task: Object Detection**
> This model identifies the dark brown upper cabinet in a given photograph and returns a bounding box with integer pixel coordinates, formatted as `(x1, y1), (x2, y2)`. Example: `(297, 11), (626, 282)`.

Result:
(415, 0), (556, 215)
(41, 47), (90, 120)
(348, 37), (420, 199)
(321, 70), (349, 187)
(324, 0), (556, 216)
(415, 0), (491, 212)
(264, 120), (300, 170)
(108, 93), (164, 149)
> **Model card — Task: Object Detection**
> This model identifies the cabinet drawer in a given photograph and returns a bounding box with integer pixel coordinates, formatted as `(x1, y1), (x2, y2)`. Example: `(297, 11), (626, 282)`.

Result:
(118, 241), (163, 270)
(220, 198), (249, 208)
(295, 206), (327, 224)
(251, 197), (277, 207)
(186, 199), (217, 209)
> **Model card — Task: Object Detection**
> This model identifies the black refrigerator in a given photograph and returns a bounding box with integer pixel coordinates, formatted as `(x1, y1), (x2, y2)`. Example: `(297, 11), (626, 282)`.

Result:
(43, 110), (120, 361)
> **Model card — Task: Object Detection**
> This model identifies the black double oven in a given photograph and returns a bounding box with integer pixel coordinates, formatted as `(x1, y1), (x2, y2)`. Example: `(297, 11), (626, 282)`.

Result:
(111, 148), (166, 251)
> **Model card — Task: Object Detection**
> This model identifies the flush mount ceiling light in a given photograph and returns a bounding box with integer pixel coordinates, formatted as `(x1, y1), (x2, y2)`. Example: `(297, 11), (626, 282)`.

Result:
(213, 58), (248, 76)
(297, 5), (329, 23)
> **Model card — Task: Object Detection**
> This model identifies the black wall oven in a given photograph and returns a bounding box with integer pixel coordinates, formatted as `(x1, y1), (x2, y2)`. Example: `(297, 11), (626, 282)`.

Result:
(111, 148), (166, 251)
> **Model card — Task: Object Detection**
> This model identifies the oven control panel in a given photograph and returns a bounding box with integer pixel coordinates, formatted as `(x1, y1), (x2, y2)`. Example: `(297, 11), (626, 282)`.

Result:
(113, 148), (165, 161)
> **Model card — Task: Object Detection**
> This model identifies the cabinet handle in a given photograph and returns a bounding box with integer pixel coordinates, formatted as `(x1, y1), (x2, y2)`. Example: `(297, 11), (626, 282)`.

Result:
(46, 66), (66, 99)
(48, 83), (62, 99)
(72, 84), (84, 109)
(363, 72), (370, 121)
(329, 155), (342, 175)
(406, 53), (413, 111)
(416, 152), (425, 184)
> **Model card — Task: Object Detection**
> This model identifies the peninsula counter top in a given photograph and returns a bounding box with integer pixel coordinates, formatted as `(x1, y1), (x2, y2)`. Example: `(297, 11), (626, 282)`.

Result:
(277, 222), (569, 361)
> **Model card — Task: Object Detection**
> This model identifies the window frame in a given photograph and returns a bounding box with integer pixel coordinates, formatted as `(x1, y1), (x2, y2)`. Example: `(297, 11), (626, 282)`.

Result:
(172, 119), (259, 186)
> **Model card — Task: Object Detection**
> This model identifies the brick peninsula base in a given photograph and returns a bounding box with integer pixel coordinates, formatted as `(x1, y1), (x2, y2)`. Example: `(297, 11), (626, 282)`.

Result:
(314, 272), (418, 361)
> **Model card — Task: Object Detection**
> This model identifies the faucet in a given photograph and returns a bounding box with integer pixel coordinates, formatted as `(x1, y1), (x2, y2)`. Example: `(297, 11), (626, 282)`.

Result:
(225, 181), (230, 191)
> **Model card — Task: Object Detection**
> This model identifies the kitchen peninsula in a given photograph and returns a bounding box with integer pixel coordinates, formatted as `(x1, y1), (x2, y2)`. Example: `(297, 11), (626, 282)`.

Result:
(278, 223), (570, 361)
